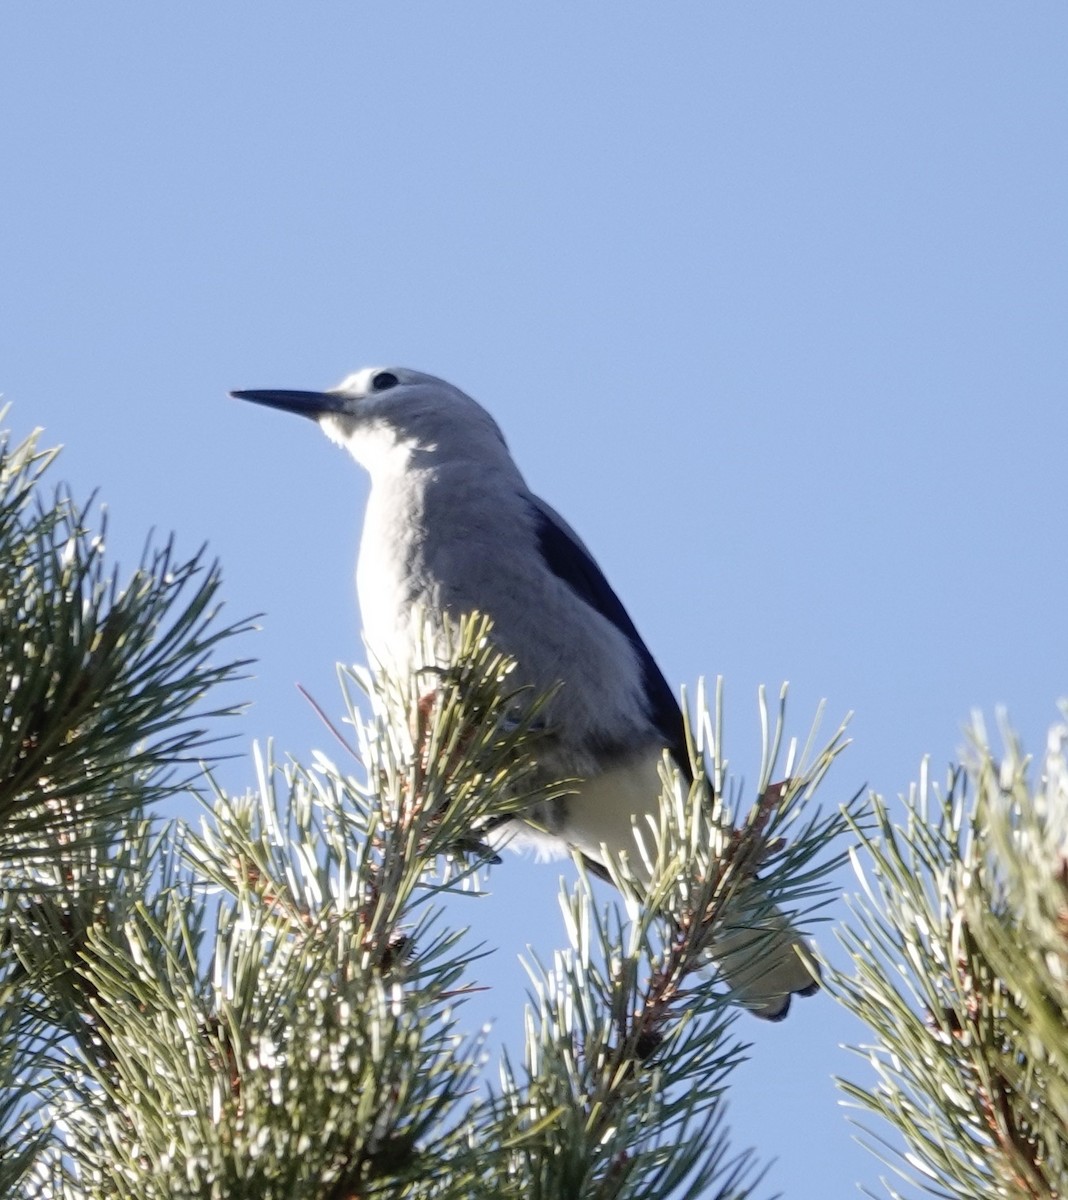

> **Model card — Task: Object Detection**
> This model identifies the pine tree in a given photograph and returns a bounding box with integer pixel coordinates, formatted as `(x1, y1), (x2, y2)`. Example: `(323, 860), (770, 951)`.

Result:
(9, 410), (1067, 1199)
(0, 415), (855, 1199)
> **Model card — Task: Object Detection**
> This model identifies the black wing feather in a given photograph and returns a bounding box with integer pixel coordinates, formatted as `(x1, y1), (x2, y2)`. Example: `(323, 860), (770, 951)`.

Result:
(529, 499), (691, 779)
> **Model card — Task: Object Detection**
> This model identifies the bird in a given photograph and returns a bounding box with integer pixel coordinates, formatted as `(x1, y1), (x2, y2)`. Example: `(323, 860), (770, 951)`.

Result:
(232, 366), (818, 1019)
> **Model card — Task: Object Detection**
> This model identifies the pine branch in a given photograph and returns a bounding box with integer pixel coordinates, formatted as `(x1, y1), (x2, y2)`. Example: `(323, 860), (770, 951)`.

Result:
(829, 710), (1068, 1199)
(476, 679), (857, 1200)
(0, 421), (255, 867)
(0, 414), (253, 1195)
(20, 618), (551, 1198)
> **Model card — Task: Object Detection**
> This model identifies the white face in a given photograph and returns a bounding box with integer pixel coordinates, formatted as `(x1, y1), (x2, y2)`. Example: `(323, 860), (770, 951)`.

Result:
(234, 366), (511, 474)
(312, 366), (511, 476)
(317, 367), (448, 461)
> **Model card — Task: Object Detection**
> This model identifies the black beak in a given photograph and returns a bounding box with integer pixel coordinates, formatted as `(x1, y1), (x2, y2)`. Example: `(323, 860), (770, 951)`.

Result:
(230, 389), (347, 420)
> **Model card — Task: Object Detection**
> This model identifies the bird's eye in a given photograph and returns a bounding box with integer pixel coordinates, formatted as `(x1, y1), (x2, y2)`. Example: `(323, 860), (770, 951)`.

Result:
(371, 371), (399, 392)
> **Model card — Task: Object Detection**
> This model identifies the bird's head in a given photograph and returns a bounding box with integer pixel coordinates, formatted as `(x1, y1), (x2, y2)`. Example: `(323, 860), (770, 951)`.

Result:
(232, 366), (509, 472)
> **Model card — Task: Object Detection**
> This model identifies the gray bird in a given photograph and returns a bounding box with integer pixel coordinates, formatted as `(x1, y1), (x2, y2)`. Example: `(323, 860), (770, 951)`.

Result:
(233, 366), (817, 1019)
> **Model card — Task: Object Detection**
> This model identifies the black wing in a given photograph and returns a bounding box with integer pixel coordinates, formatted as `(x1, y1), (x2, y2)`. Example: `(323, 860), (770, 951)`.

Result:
(529, 497), (692, 780)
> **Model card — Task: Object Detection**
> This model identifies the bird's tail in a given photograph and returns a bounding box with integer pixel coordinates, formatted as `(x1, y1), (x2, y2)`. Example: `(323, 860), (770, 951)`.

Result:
(559, 751), (820, 1020)
(705, 905), (820, 1021)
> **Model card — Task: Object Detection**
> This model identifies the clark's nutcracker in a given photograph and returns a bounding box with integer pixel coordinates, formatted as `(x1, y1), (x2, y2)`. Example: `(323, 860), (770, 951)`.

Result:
(233, 367), (817, 1019)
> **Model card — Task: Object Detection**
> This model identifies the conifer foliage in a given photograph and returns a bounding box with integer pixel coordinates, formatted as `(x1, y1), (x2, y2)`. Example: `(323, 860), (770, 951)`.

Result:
(831, 716), (1068, 1198)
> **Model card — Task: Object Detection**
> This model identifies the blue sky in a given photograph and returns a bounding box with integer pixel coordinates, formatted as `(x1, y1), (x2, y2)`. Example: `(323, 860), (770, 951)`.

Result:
(3, 5), (1066, 1194)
